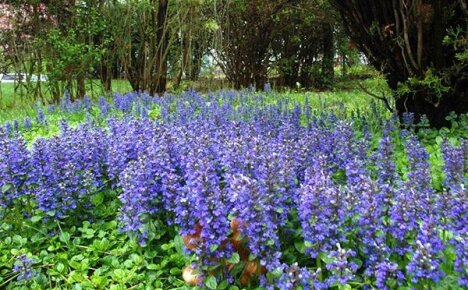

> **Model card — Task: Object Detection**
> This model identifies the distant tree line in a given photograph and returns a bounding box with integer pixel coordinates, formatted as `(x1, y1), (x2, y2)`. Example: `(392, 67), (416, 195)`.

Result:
(0, 0), (350, 100)
(0, 0), (466, 127)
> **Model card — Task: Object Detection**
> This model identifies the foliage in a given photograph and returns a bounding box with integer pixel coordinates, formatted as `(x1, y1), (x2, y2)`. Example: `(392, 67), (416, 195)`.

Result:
(331, 0), (468, 127)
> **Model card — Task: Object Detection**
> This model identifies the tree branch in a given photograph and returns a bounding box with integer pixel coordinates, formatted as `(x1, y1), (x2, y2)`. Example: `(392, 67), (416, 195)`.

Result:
(357, 81), (394, 113)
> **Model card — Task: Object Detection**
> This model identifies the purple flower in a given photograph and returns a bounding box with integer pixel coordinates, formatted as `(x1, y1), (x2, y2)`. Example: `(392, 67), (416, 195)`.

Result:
(390, 135), (435, 253)
(99, 96), (109, 116)
(23, 117), (32, 129)
(13, 119), (19, 131)
(267, 263), (327, 290)
(0, 132), (31, 208)
(298, 158), (346, 258)
(374, 261), (404, 290)
(355, 175), (389, 275)
(325, 244), (359, 286)
(402, 112), (414, 127)
(118, 127), (182, 238)
(228, 173), (281, 267)
(83, 95), (91, 110)
(35, 108), (46, 125)
(13, 255), (37, 281)
(406, 218), (445, 283)
(441, 140), (465, 191)
(4, 122), (12, 134)
(31, 125), (107, 218)
(375, 121), (397, 186)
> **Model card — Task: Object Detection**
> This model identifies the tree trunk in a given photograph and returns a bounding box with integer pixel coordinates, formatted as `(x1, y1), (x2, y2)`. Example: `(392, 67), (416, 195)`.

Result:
(155, 0), (169, 95)
(176, 25), (191, 87)
(322, 22), (334, 89)
(100, 63), (112, 92)
(190, 40), (202, 81)
(76, 75), (86, 100)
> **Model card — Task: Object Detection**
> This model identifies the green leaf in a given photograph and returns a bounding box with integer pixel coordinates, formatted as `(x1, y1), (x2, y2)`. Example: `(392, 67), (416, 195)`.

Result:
(319, 252), (333, 264)
(205, 275), (217, 290)
(91, 275), (108, 288)
(96, 238), (110, 251)
(91, 192), (105, 206)
(83, 228), (95, 239)
(266, 239), (275, 246)
(161, 243), (173, 251)
(174, 235), (183, 254)
(31, 215), (42, 223)
(209, 244), (219, 253)
(248, 253), (257, 261)
(71, 254), (84, 262)
(304, 240), (313, 248)
(112, 269), (127, 283)
(68, 271), (85, 283)
(218, 280), (229, 289)
(12, 235), (26, 246)
(147, 264), (159, 270)
(59, 232), (70, 244)
(56, 263), (65, 273)
(2, 183), (12, 193)
(227, 252), (240, 264)
(270, 268), (283, 278)
(69, 260), (82, 270)
(230, 263), (245, 276)
(294, 241), (305, 254)
(352, 258), (363, 269)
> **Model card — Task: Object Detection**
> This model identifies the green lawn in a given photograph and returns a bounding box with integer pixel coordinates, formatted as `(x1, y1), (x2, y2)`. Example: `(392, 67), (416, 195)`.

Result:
(0, 76), (391, 124)
(0, 79), (133, 122)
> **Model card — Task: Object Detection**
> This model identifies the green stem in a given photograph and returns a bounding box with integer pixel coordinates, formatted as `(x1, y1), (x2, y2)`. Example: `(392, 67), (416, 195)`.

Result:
(317, 256), (323, 281)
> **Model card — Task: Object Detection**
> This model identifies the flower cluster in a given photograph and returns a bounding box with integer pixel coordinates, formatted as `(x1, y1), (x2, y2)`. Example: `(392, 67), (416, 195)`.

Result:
(325, 243), (359, 285)
(12, 255), (38, 281)
(0, 89), (466, 288)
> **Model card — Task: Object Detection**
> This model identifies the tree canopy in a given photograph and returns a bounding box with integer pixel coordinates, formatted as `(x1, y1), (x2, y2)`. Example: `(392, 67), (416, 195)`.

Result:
(332, 0), (468, 127)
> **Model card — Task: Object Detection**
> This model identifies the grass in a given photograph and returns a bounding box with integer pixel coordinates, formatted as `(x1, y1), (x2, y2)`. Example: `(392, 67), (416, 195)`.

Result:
(0, 76), (391, 125)
(0, 79), (132, 122)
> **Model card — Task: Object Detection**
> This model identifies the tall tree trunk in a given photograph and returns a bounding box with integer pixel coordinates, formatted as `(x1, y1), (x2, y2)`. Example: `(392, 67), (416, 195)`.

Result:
(176, 26), (191, 87)
(155, 0), (168, 95)
(322, 22), (334, 89)
(76, 74), (86, 100)
(176, 3), (193, 87)
(190, 40), (202, 81)
(100, 63), (112, 91)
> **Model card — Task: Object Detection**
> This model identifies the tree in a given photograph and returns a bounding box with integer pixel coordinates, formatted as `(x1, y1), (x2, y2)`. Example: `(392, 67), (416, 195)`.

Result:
(271, 1), (324, 88)
(321, 21), (334, 89)
(331, 0), (468, 128)
(212, 0), (295, 89)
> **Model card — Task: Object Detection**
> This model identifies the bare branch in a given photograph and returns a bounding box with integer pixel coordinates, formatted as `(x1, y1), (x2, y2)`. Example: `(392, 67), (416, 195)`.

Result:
(357, 82), (394, 113)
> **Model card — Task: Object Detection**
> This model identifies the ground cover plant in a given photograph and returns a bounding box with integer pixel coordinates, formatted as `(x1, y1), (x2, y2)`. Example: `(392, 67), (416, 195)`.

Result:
(0, 89), (467, 289)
